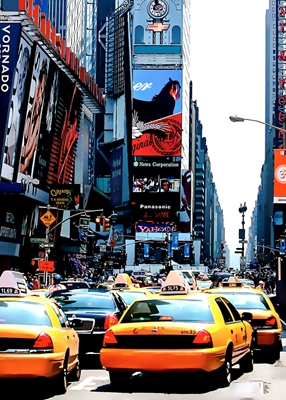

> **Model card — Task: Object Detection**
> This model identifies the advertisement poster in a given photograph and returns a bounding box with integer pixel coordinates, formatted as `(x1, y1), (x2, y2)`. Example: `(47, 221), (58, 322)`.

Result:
(274, 149), (286, 203)
(45, 71), (83, 186)
(0, 22), (22, 171)
(49, 184), (81, 210)
(32, 60), (60, 186)
(17, 44), (50, 182)
(2, 35), (33, 181)
(132, 156), (180, 193)
(132, 69), (182, 157)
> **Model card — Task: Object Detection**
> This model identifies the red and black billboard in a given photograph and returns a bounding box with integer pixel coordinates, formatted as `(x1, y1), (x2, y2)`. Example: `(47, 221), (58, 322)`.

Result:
(132, 69), (182, 157)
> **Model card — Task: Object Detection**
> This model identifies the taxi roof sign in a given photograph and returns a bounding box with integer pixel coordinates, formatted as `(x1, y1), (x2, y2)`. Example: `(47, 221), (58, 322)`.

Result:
(112, 273), (133, 288)
(221, 277), (243, 288)
(160, 270), (191, 295)
(0, 270), (29, 297)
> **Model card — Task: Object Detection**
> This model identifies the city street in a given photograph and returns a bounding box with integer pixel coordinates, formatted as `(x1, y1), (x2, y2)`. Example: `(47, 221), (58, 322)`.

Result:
(3, 336), (286, 400)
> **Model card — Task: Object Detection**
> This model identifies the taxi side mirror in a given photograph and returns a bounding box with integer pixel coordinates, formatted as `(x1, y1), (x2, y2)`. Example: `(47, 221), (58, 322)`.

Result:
(241, 312), (253, 321)
(70, 318), (83, 328)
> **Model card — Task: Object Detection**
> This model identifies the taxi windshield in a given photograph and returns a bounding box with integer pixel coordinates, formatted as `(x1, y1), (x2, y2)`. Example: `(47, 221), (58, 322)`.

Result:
(53, 294), (114, 310)
(121, 299), (214, 323)
(0, 301), (52, 326)
(214, 292), (270, 310)
(117, 291), (148, 305)
(180, 272), (194, 283)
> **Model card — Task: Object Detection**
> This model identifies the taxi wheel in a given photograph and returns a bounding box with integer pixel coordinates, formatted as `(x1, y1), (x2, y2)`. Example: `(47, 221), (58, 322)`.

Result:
(109, 371), (131, 389)
(55, 359), (68, 394)
(70, 361), (81, 382)
(215, 349), (232, 387)
(240, 350), (253, 373)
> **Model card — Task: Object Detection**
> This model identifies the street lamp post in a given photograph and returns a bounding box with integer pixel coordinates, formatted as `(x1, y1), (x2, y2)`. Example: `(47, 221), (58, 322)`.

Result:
(229, 115), (286, 317)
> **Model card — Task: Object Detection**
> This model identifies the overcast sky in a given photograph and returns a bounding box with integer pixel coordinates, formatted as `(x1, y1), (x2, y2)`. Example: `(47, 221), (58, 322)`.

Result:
(190, 0), (269, 268)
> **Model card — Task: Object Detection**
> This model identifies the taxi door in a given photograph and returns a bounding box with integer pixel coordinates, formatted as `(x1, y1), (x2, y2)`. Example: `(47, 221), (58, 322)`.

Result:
(215, 298), (246, 363)
(51, 303), (79, 363)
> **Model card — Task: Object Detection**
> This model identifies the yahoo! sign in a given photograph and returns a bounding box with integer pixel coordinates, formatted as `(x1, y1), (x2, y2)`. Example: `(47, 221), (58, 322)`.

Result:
(135, 221), (176, 233)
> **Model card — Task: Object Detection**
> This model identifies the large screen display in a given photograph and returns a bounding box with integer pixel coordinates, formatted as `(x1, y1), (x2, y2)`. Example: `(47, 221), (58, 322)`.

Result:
(132, 69), (182, 157)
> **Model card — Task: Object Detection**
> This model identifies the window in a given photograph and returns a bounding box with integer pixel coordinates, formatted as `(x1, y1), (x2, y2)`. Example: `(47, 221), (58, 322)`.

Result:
(51, 302), (69, 328)
(135, 26), (144, 44)
(222, 298), (241, 321)
(215, 298), (234, 323)
(121, 299), (214, 323)
(213, 292), (270, 310)
(172, 26), (181, 44)
(0, 301), (51, 326)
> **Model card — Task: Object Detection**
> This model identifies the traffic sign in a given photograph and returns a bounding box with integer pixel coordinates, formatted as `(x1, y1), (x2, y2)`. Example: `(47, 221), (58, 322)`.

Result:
(39, 242), (54, 249)
(40, 211), (56, 227)
(239, 240), (248, 243)
(235, 250), (243, 254)
(30, 238), (45, 243)
(110, 239), (117, 247)
(99, 245), (106, 252)
(38, 260), (55, 272)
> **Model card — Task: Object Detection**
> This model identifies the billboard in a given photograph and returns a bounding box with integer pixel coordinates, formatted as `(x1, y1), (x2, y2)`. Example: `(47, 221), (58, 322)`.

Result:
(49, 184), (82, 210)
(0, 22), (22, 171)
(274, 149), (286, 203)
(2, 35), (33, 181)
(132, 156), (180, 193)
(110, 147), (123, 209)
(17, 44), (50, 182)
(34, 0), (48, 15)
(132, 69), (182, 157)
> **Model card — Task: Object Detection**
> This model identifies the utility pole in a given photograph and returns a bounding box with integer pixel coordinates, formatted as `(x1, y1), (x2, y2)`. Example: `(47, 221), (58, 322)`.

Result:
(38, 205), (104, 285)
(236, 202), (247, 269)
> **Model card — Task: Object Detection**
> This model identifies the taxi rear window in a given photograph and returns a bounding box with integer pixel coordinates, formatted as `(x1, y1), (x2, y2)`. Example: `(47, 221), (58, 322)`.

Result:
(121, 299), (214, 323)
(0, 301), (52, 326)
(214, 293), (270, 310)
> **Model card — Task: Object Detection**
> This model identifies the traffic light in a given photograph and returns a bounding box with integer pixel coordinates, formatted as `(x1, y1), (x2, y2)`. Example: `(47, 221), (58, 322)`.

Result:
(221, 241), (224, 250)
(102, 218), (110, 231)
(95, 216), (101, 232)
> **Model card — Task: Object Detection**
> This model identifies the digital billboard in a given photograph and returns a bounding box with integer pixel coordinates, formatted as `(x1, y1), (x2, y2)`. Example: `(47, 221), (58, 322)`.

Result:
(132, 69), (182, 157)
(2, 35), (33, 181)
(132, 156), (180, 193)
(0, 22), (22, 171)
(17, 44), (50, 182)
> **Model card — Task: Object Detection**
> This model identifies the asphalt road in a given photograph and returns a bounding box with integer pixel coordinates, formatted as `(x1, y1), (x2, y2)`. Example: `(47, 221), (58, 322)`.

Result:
(3, 336), (286, 400)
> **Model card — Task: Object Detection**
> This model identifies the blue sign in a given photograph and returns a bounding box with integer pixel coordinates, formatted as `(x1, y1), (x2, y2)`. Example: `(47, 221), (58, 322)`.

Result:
(280, 239), (286, 254)
(34, 0), (49, 15)
(167, 243), (172, 258)
(144, 243), (150, 258)
(0, 22), (21, 167)
(184, 244), (190, 258)
(171, 231), (179, 250)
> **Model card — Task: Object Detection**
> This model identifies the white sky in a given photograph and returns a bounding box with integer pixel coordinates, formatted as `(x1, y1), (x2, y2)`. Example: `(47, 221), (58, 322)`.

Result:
(190, 0), (269, 268)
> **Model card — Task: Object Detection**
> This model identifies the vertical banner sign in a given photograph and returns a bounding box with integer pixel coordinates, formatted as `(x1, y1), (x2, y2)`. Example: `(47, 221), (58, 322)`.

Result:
(280, 239), (286, 254)
(171, 231), (179, 250)
(110, 147), (123, 209)
(143, 243), (150, 258)
(0, 23), (21, 167)
(274, 149), (286, 203)
(184, 243), (190, 258)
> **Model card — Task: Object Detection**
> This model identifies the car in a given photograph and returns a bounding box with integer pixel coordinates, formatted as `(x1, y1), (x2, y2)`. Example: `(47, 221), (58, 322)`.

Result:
(100, 270), (253, 389)
(206, 277), (282, 361)
(49, 289), (128, 357)
(62, 280), (90, 290)
(197, 280), (212, 291)
(175, 270), (198, 290)
(239, 279), (256, 289)
(0, 270), (81, 395)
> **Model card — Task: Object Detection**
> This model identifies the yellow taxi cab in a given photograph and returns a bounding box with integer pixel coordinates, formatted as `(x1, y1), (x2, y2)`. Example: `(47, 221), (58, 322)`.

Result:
(206, 277), (282, 361)
(31, 288), (48, 298)
(100, 270), (253, 389)
(0, 270), (81, 394)
(111, 273), (154, 305)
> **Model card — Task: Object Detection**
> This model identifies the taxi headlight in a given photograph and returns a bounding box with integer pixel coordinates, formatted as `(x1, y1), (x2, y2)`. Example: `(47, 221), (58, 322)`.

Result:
(265, 315), (277, 327)
(193, 330), (213, 346)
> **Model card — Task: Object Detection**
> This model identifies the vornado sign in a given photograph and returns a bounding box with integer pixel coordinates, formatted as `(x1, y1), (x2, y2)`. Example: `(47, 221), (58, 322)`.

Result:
(0, 22), (21, 168)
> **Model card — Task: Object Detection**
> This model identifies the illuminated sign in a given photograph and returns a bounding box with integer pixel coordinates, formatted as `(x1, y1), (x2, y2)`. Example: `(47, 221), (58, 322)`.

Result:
(132, 69), (182, 157)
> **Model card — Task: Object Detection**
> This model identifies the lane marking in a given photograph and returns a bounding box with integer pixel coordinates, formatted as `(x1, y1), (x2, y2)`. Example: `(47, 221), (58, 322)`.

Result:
(70, 376), (109, 391)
